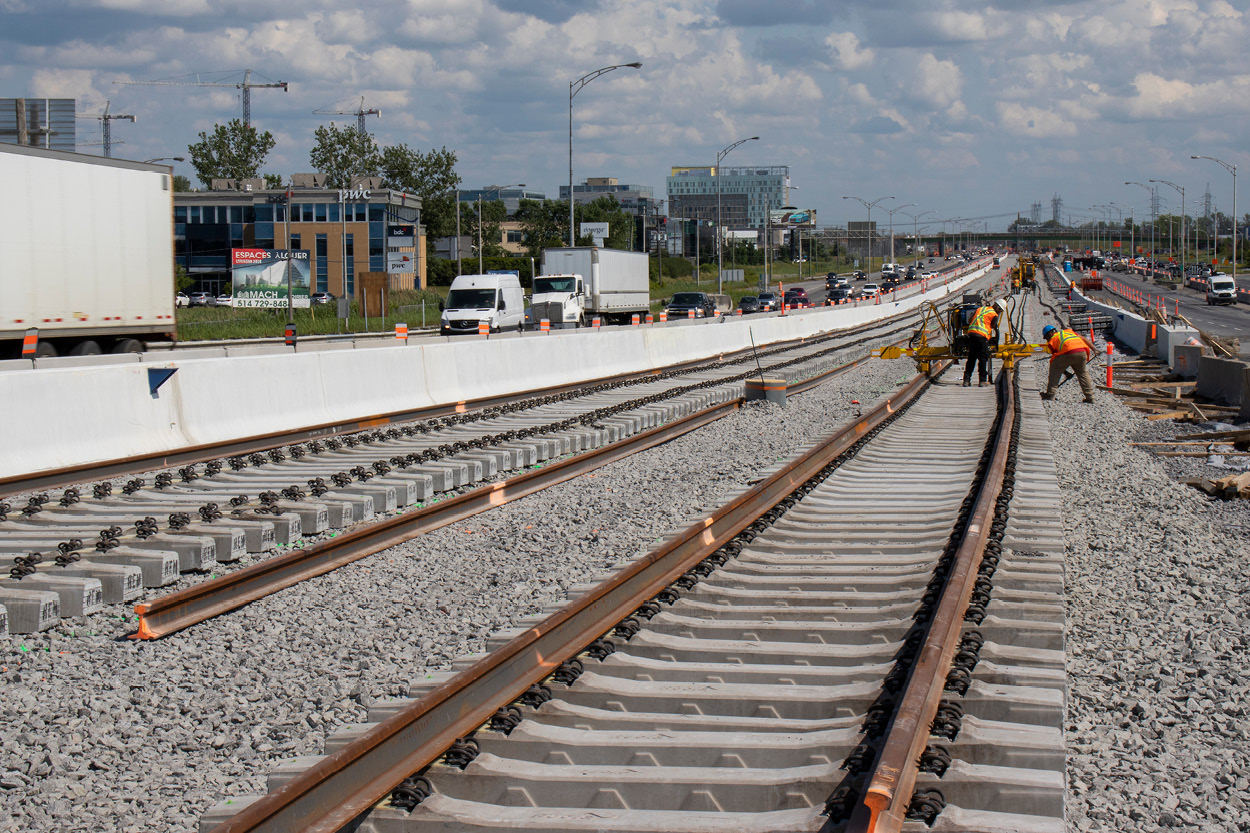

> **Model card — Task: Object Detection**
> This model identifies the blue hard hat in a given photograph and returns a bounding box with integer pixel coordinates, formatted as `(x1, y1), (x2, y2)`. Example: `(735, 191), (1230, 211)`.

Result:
(1042, 325), (1057, 338)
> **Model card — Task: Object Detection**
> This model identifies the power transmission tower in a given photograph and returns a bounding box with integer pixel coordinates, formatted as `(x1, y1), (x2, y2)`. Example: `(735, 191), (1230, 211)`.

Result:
(312, 96), (381, 135)
(1030, 201), (1042, 224)
(76, 100), (135, 158)
(1051, 194), (1063, 225)
(114, 69), (288, 127)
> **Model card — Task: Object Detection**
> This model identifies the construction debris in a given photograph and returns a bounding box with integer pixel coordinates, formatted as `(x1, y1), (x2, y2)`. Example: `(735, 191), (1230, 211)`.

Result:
(1100, 357), (1242, 424)
(1185, 471), (1250, 500)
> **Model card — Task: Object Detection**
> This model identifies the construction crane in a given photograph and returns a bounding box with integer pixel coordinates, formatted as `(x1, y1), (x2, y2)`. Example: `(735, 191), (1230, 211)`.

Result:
(76, 100), (135, 158)
(114, 69), (288, 127)
(312, 96), (381, 135)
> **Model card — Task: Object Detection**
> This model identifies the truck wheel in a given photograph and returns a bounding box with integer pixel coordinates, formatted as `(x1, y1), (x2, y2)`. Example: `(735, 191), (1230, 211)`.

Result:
(34, 342), (58, 358)
(69, 340), (102, 356)
(111, 339), (143, 354)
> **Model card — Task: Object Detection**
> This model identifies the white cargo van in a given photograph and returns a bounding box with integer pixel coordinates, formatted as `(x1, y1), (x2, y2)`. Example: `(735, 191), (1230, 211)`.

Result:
(439, 273), (525, 335)
(1206, 276), (1237, 306)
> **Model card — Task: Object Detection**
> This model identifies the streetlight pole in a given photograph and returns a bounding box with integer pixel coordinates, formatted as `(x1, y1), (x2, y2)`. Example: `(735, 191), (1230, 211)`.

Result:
(477, 183), (525, 273)
(1126, 181), (1157, 275)
(1191, 155), (1237, 283)
(842, 195), (894, 274)
(883, 202), (916, 266)
(1151, 179), (1186, 280)
(901, 210), (934, 266)
(715, 136), (759, 293)
(143, 156), (184, 164)
(569, 62), (642, 248)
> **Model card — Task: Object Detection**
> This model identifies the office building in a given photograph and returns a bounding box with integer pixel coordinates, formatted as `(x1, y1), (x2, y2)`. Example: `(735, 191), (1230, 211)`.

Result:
(560, 177), (658, 217)
(666, 165), (791, 232)
(174, 174), (423, 296)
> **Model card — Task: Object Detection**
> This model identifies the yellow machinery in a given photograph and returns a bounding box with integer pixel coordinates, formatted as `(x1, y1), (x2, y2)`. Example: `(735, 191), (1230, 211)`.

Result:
(876, 293), (1044, 375)
(1010, 258), (1037, 291)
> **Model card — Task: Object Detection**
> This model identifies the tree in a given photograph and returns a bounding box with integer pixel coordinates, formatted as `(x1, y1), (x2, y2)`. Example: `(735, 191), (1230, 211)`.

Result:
(461, 199), (509, 258)
(514, 199), (569, 258)
(172, 174), (193, 192)
(378, 145), (460, 239)
(309, 123), (379, 189)
(263, 173), (285, 189)
(187, 119), (276, 186)
(575, 195), (635, 250)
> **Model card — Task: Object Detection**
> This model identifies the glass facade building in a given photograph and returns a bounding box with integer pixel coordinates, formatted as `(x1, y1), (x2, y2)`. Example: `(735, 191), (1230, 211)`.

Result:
(666, 165), (791, 232)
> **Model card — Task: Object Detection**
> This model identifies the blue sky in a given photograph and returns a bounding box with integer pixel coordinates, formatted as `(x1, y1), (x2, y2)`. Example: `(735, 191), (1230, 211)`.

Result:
(4, 0), (1246, 231)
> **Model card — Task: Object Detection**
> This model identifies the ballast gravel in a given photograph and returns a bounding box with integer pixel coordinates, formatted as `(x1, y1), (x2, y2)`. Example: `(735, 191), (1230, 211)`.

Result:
(1037, 330), (1250, 827)
(0, 343), (917, 833)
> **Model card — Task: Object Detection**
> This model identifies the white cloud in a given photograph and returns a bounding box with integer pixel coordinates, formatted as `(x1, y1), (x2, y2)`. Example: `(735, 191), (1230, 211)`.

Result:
(996, 102), (1078, 137)
(825, 31), (874, 70)
(913, 54), (962, 108)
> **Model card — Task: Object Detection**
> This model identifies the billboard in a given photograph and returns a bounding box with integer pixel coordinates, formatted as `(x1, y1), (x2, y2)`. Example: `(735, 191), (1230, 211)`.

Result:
(386, 251), (415, 274)
(387, 224), (415, 247)
(231, 249), (311, 308)
(769, 208), (816, 226)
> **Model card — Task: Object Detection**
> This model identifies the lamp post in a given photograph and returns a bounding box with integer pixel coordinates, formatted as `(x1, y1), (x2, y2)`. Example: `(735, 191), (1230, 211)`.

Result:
(478, 183), (525, 273)
(143, 156), (184, 164)
(1126, 181), (1157, 273)
(715, 136), (759, 293)
(1191, 155), (1237, 283)
(1150, 179), (1185, 280)
(569, 62), (642, 248)
(901, 210), (934, 266)
(842, 195), (894, 273)
(883, 202), (915, 266)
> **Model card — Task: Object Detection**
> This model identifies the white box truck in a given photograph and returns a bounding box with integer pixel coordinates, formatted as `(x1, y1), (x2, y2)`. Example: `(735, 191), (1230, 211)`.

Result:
(0, 144), (176, 358)
(528, 247), (650, 328)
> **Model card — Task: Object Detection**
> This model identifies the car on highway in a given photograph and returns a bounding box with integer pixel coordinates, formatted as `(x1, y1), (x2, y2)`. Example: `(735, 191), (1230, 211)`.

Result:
(852, 270), (868, 280)
(737, 295), (762, 314)
(862, 282), (881, 297)
(665, 291), (717, 318)
(188, 291), (213, 307)
(922, 270), (937, 280)
(757, 292), (780, 312)
(826, 286), (852, 303)
(1207, 277), (1237, 305)
(826, 274), (849, 290)
(783, 287), (810, 308)
(311, 292), (337, 305)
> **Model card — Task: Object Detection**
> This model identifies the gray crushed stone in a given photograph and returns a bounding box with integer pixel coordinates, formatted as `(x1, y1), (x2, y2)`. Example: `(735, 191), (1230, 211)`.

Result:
(1035, 304), (1250, 831)
(0, 348), (916, 832)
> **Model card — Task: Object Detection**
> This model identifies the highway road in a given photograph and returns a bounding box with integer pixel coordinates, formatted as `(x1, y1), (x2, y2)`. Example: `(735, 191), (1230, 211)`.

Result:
(1093, 270), (1250, 358)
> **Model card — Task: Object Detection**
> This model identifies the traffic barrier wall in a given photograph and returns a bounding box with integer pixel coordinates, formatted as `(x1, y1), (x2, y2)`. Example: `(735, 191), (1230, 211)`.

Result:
(1154, 324), (1202, 367)
(0, 266), (991, 479)
(1195, 356), (1250, 407)
(1172, 345), (1203, 379)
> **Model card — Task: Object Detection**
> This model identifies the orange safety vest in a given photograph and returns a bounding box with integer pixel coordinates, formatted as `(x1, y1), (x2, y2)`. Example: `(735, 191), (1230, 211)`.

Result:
(1046, 329), (1091, 360)
(967, 306), (997, 339)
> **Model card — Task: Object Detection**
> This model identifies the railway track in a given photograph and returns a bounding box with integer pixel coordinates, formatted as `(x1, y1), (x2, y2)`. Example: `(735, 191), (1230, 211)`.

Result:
(202, 339), (1067, 833)
(0, 296), (981, 636)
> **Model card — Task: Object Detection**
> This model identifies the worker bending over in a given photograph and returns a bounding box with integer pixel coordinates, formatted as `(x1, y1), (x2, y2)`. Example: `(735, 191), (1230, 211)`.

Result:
(963, 302), (998, 387)
(1040, 324), (1095, 403)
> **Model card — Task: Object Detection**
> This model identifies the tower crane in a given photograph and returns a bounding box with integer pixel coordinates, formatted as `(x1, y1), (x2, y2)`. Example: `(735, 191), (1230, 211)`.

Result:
(312, 96), (381, 135)
(113, 69), (288, 127)
(76, 100), (135, 158)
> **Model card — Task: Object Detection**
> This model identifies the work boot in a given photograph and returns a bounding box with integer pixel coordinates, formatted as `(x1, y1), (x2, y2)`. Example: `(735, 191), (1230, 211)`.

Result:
(1082, 396), (1094, 404)
(962, 379), (971, 387)
(978, 379), (988, 387)
(1040, 393), (1055, 401)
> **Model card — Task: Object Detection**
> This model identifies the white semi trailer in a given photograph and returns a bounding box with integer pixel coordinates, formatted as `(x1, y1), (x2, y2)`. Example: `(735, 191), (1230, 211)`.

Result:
(527, 247), (650, 328)
(0, 144), (176, 358)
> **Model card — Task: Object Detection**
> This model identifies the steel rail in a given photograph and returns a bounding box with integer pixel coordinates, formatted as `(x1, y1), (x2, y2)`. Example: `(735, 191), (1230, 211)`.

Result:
(209, 365), (946, 833)
(131, 347), (886, 640)
(1, 292), (961, 499)
(849, 369), (1016, 833)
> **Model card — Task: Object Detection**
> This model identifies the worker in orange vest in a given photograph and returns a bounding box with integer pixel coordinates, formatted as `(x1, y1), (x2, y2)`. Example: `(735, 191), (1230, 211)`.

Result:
(1040, 324), (1095, 403)
(962, 303), (998, 387)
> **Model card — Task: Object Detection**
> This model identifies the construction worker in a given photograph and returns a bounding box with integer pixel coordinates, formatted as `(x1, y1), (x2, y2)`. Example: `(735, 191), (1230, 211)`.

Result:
(962, 302), (998, 387)
(1040, 324), (1095, 403)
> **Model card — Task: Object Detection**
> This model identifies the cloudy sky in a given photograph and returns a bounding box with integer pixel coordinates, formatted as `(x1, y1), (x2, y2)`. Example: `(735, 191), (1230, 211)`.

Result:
(4, 0), (1246, 231)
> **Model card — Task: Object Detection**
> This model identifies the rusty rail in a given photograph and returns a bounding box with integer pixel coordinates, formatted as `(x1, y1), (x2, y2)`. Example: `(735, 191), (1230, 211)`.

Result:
(849, 368), (1016, 832)
(209, 367), (944, 833)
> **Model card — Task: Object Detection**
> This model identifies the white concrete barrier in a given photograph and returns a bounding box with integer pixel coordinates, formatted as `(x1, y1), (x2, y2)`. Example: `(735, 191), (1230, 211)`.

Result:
(1, 267), (990, 479)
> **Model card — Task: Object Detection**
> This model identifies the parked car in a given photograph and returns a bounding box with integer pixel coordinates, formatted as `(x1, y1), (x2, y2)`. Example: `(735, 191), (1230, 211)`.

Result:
(757, 292), (780, 311)
(737, 295), (762, 314)
(188, 291), (213, 307)
(215, 293), (233, 307)
(311, 292), (336, 305)
(175, 292), (189, 307)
